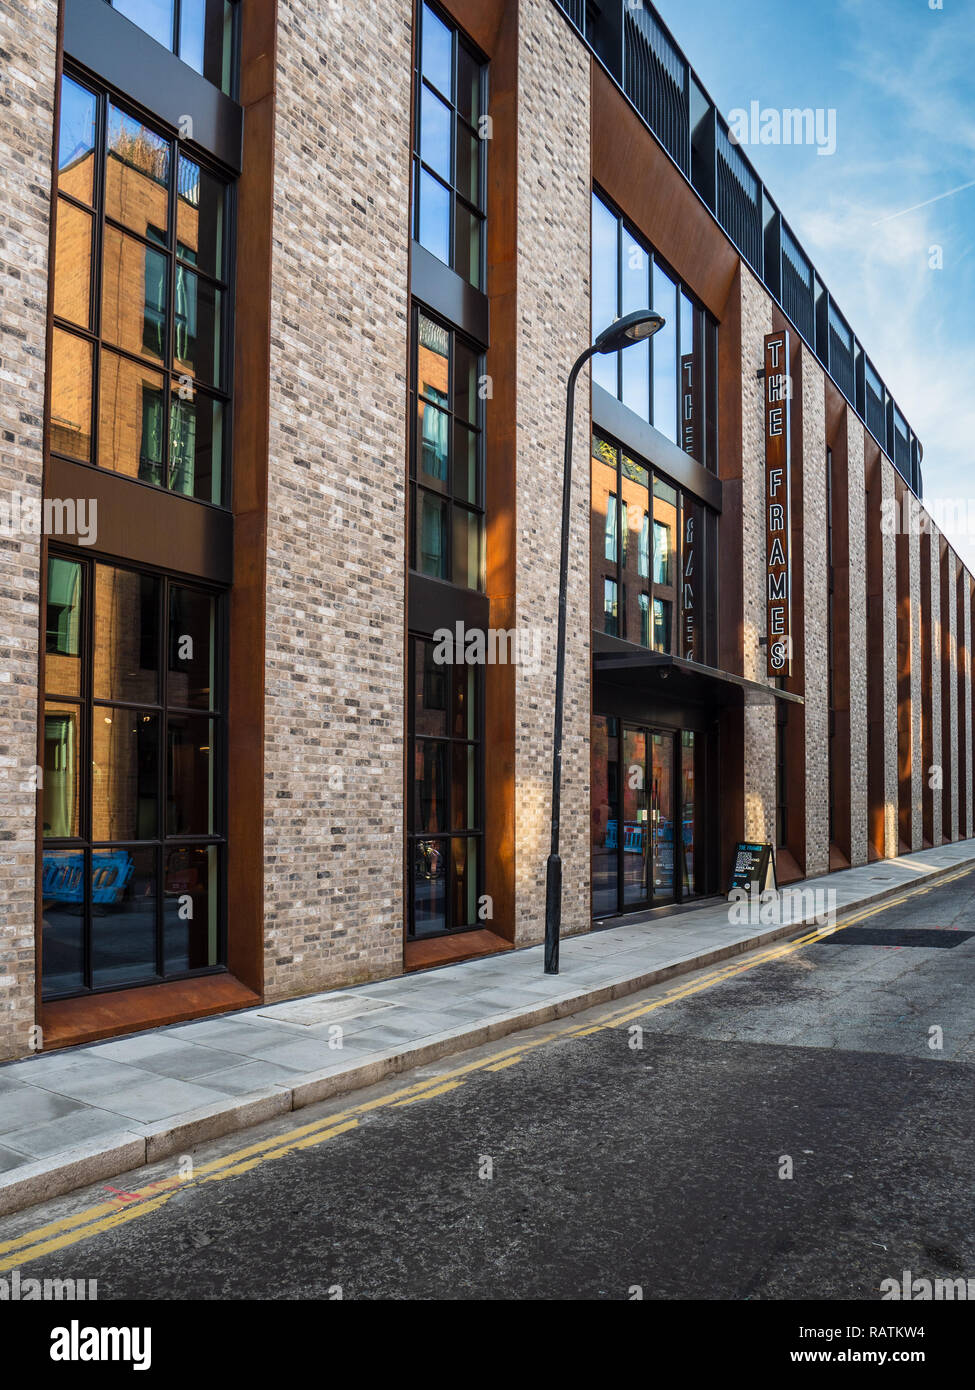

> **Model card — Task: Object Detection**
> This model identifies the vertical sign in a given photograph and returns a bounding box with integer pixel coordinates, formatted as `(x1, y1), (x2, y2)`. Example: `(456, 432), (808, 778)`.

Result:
(682, 504), (695, 661)
(764, 330), (792, 677)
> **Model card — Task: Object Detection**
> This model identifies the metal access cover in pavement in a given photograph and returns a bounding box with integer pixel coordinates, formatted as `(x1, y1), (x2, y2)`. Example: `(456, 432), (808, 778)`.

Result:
(825, 928), (974, 949)
(256, 996), (401, 1025)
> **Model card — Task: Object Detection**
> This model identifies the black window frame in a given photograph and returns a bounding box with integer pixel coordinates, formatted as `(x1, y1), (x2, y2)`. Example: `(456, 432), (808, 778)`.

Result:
(51, 64), (236, 509)
(413, 0), (488, 290)
(41, 547), (229, 999)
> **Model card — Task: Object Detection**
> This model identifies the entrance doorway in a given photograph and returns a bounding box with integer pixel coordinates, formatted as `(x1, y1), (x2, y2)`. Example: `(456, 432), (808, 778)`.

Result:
(592, 717), (704, 919)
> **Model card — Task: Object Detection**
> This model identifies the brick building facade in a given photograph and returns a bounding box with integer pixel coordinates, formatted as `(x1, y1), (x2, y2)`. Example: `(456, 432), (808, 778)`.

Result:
(1, 0), (973, 1060)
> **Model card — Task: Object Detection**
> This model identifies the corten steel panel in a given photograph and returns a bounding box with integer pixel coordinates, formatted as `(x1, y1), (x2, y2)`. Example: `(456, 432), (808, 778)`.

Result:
(591, 65), (739, 320)
(224, 0), (279, 996)
(47, 455), (233, 581)
(895, 475), (912, 852)
(920, 528), (934, 846)
(825, 381), (851, 862)
(64, 0), (243, 171)
(940, 538), (953, 838)
(773, 309), (805, 875)
(864, 443), (886, 858)
(957, 557), (969, 837)
(41, 974), (260, 1051)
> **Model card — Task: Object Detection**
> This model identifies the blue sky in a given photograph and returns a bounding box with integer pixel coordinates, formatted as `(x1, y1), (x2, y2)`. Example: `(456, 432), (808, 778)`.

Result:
(654, 0), (975, 566)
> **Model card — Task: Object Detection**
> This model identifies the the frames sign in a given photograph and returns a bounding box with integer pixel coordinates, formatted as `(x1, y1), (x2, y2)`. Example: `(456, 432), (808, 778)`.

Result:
(764, 331), (792, 678)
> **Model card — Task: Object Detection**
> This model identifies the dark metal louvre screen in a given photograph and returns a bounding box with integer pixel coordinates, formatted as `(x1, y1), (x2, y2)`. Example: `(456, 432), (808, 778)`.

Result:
(780, 225), (814, 345)
(623, 6), (689, 176)
(864, 367), (886, 443)
(828, 306), (855, 404)
(553, 0), (587, 33)
(715, 125), (761, 271)
(894, 426), (911, 480)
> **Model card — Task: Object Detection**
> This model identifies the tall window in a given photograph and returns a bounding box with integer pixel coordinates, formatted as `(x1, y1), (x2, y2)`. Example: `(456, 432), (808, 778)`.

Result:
(408, 637), (483, 938)
(592, 191), (718, 471)
(106, 0), (238, 94)
(51, 72), (232, 504)
(41, 554), (225, 998)
(413, 2), (487, 288)
(409, 308), (485, 590)
(591, 433), (717, 663)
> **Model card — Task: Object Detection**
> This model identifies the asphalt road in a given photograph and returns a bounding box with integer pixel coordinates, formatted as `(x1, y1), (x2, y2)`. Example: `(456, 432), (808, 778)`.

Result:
(4, 867), (975, 1301)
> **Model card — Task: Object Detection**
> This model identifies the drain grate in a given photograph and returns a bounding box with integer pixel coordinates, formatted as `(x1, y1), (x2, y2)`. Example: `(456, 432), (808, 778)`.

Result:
(822, 928), (973, 950)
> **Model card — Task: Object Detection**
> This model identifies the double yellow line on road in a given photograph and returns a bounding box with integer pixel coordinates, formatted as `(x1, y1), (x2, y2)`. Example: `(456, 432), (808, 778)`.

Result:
(1, 863), (968, 1271)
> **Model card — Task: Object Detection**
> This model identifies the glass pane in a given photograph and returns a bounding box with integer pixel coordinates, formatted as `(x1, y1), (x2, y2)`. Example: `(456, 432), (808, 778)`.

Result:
(49, 329), (93, 462)
(164, 844), (219, 971)
(639, 591), (650, 647)
(113, 0), (175, 50)
(169, 586), (216, 709)
(453, 421), (478, 504)
(41, 849), (85, 995)
(452, 506), (482, 589)
(621, 229), (650, 419)
(414, 639), (448, 738)
(92, 710), (160, 840)
(42, 703), (81, 838)
(170, 387), (223, 502)
(591, 715), (620, 917)
(421, 3), (452, 95)
(414, 740), (447, 834)
(652, 597), (672, 653)
(420, 85), (452, 181)
(54, 199), (93, 329)
(178, 0), (233, 90)
(45, 558), (83, 697)
(412, 839), (447, 937)
(105, 103), (170, 242)
(91, 846), (157, 988)
(101, 226), (167, 363)
(591, 436), (617, 631)
(450, 662), (476, 739)
(622, 458), (649, 646)
(603, 578), (618, 637)
(98, 351), (167, 484)
(417, 400), (449, 488)
(416, 490), (447, 578)
(94, 565), (160, 703)
(456, 119), (479, 206)
(453, 339), (478, 423)
(651, 733), (675, 898)
(592, 195), (619, 397)
(451, 743), (476, 830)
(177, 157), (224, 279)
(605, 493), (617, 561)
(174, 268), (222, 386)
(622, 726), (648, 904)
(451, 836), (478, 929)
(166, 714), (215, 835)
(456, 43), (481, 123)
(652, 262), (678, 443)
(653, 477), (678, 590)
(418, 168), (450, 265)
(454, 202), (481, 288)
(58, 76), (97, 204)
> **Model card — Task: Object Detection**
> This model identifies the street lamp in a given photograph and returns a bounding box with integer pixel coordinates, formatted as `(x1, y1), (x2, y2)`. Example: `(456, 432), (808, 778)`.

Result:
(544, 309), (666, 974)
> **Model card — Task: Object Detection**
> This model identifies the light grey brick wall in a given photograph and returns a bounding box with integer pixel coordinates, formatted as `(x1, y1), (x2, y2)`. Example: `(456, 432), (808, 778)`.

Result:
(0, 0), (58, 1061)
(801, 353), (829, 875)
(847, 423), (868, 866)
(930, 526), (943, 846)
(261, 0), (412, 998)
(909, 520), (923, 849)
(880, 460), (899, 857)
(741, 269), (775, 841)
(514, 0), (591, 942)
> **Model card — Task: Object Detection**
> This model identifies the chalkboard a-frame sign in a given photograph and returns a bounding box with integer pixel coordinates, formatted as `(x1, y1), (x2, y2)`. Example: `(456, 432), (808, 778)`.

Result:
(727, 842), (777, 897)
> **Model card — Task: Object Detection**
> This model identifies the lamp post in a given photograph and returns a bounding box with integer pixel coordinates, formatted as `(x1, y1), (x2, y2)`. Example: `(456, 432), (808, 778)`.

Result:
(544, 309), (666, 974)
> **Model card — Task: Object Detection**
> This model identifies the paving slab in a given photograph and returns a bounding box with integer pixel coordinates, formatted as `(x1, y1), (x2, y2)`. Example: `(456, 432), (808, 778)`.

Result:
(1, 837), (974, 1216)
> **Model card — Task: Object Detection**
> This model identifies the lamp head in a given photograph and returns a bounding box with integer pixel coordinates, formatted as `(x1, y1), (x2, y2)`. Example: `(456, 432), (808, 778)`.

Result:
(593, 309), (666, 355)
